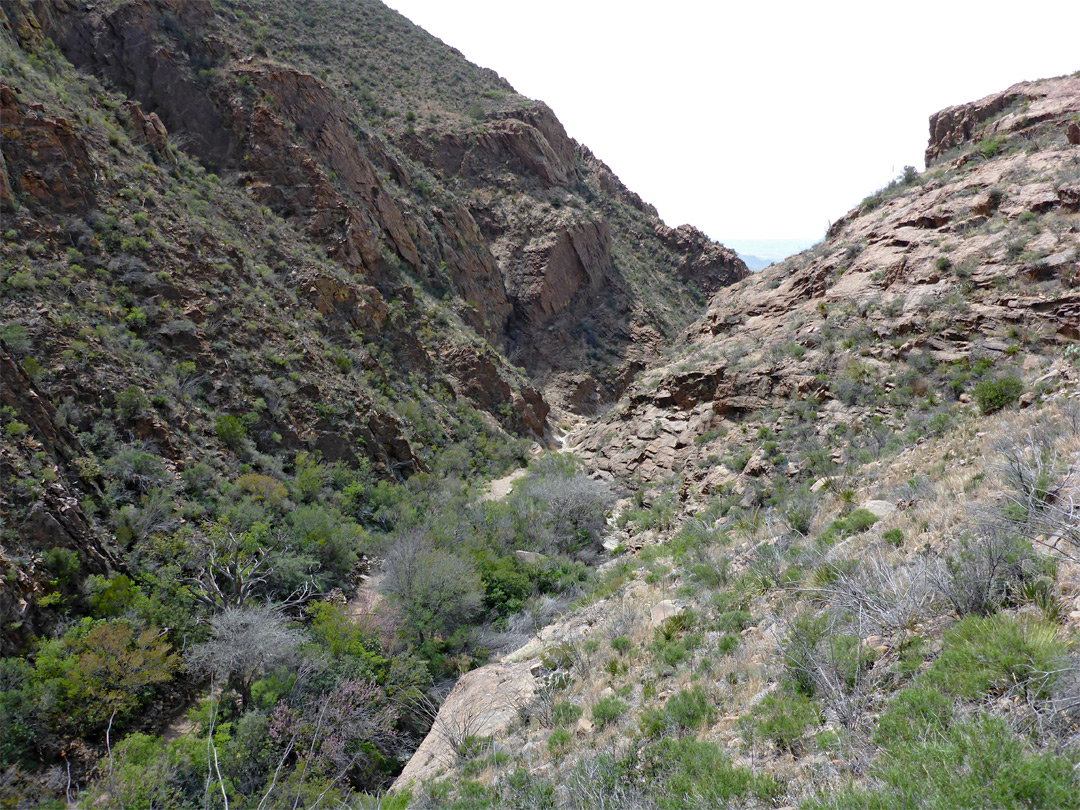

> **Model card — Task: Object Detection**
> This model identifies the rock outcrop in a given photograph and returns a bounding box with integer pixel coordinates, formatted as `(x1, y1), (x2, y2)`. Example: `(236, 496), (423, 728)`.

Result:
(575, 76), (1080, 489)
(16, 0), (747, 418)
(926, 74), (1080, 164)
(0, 342), (117, 654)
(0, 83), (94, 212)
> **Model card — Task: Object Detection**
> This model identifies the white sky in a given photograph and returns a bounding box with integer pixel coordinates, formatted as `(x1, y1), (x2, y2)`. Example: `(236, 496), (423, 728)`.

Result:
(384, 0), (1080, 250)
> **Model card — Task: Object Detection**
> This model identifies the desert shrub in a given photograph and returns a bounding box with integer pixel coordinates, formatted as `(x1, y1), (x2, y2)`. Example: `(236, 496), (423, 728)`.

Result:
(185, 604), (303, 706)
(882, 528), (904, 547)
(717, 634), (740, 655)
(304, 602), (386, 677)
(934, 529), (1034, 616)
(973, 375), (1023, 413)
(845, 508), (879, 533)
(610, 636), (631, 655)
(234, 472), (288, 505)
(805, 714), (1078, 810)
(640, 686), (714, 736)
(2, 618), (178, 746)
(474, 552), (533, 616)
(116, 384), (150, 420)
(668, 517), (726, 561)
(0, 322), (32, 356)
(816, 508), (878, 546)
(86, 731), (205, 810)
(873, 685), (953, 747)
(716, 610), (754, 632)
(547, 727), (571, 756)
(550, 700), (582, 728)
(214, 413), (248, 449)
(105, 444), (170, 496)
(382, 532), (482, 643)
(599, 738), (782, 808)
(514, 454), (615, 553)
(739, 692), (819, 753)
(926, 612), (1067, 701)
(591, 696), (627, 728)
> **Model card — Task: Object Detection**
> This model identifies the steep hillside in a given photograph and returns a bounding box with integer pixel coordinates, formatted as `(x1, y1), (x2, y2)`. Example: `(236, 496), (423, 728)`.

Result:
(385, 76), (1080, 808)
(10, 0), (744, 412)
(0, 0), (742, 646)
(3, 1), (1079, 807)
(0, 1), (746, 804)
(575, 75), (1080, 490)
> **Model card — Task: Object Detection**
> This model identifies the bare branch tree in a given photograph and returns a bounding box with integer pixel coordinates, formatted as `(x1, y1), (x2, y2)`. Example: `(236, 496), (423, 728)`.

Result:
(185, 604), (304, 706)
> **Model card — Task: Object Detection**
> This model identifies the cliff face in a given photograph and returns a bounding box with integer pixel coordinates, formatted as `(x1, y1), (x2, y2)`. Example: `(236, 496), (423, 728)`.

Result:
(9, 0), (745, 415)
(926, 75), (1080, 164)
(573, 75), (1080, 491)
(0, 0), (743, 654)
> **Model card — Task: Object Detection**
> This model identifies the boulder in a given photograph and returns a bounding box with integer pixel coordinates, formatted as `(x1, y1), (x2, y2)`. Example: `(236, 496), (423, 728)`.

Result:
(650, 600), (680, 627)
(861, 500), (897, 519)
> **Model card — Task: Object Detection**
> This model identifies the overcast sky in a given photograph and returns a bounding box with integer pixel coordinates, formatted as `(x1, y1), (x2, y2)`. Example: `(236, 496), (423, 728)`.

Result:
(385, 0), (1080, 255)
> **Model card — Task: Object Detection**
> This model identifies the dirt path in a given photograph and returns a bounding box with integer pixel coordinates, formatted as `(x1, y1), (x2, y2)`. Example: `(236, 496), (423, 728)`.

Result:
(481, 466), (528, 501)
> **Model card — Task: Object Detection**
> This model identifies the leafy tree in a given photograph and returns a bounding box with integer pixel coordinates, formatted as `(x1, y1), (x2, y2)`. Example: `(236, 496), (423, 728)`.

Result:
(382, 531), (482, 642)
(12, 619), (177, 742)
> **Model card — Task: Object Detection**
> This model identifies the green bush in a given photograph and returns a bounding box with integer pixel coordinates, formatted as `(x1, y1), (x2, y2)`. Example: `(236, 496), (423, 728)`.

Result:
(615, 737), (783, 807)
(807, 714), (1078, 810)
(817, 508), (878, 545)
(610, 635), (631, 655)
(973, 376), (1023, 414)
(926, 613), (1066, 700)
(717, 633), (740, 655)
(716, 610), (754, 632)
(116, 385), (149, 421)
(882, 528), (904, 547)
(591, 696), (627, 728)
(873, 685), (953, 747)
(845, 508), (879, 533)
(640, 686), (714, 736)
(739, 692), (819, 753)
(550, 700), (582, 727)
(547, 727), (571, 756)
(1, 619), (178, 747)
(214, 413), (248, 449)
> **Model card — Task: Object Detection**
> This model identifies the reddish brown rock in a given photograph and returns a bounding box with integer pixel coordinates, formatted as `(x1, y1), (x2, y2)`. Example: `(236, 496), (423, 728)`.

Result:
(123, 100), (169, 155)
(504, 218), (612, 326)
(0, 83), (94, 211)
(0, 343), (117, 654)
(655, 223), (749, 296)
(402, 102), (577, 187)
(442, 345), (549, 437)
(307, 276), (389, 337)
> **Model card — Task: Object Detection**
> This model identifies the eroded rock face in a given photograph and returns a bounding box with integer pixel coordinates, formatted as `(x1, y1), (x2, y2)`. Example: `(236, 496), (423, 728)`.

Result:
(655, 223), (748, 297)
(575, 78), (1080, 488)
(442, 345), (549, 437)
(504, 218), (612, 327)
(0, 344), (117, 655)
(401, 102), (578, 188)
(14, 0), (750, 435)
(35, 0), (235, 167)
(392, 660), (539, 790)
(926, 75), (1080, 164)
(235, 64), (421, 281)
(0, 83), (94, 212)
(307, 277), (389, 339)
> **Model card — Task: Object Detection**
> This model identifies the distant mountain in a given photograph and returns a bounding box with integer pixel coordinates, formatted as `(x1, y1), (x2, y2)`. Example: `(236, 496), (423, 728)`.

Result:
(723, 236), (818, 263)
(737, 252), (773, 271)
